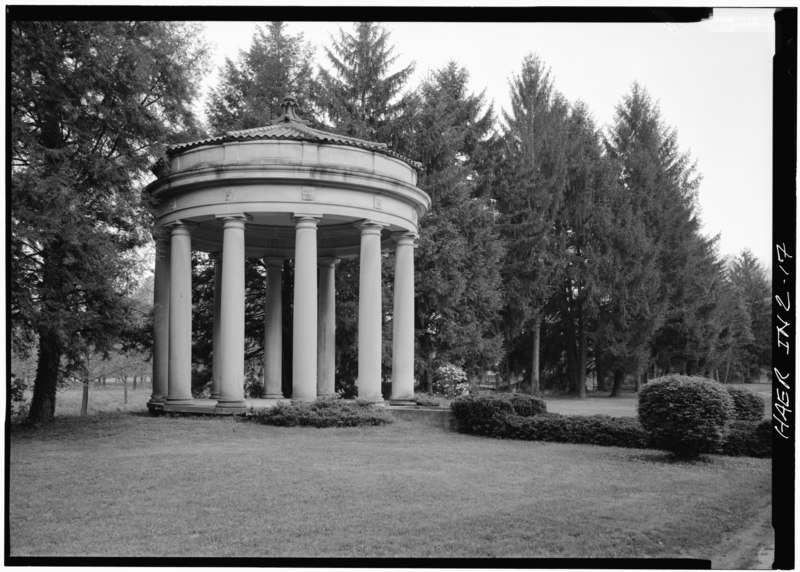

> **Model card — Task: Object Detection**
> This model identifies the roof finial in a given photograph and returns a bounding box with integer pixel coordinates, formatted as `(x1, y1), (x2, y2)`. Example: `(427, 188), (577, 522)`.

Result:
(273, 94), (309, 125)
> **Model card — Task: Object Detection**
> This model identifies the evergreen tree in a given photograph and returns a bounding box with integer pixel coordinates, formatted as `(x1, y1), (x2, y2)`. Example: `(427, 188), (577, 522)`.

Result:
(206, 22), (315, 132)
(408, 62), (505, 388)
(550, 101), (614, 397)
(11, 21), (209, 423)
(605, 83), (718, 391)
(727, 249), (771, 380)
(494, 54), (569, 395)
(314, 22), (415, 144)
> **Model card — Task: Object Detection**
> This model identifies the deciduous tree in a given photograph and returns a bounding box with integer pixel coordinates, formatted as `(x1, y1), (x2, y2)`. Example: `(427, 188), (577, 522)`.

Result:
(11, 21), (208, 423)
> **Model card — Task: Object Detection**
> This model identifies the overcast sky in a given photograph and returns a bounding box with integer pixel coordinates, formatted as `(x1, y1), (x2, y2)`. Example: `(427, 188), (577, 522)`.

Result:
(199, 8), (776, 266)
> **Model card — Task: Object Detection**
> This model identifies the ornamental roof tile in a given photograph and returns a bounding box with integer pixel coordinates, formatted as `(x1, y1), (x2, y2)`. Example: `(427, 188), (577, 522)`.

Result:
(167, 95), (422, 171)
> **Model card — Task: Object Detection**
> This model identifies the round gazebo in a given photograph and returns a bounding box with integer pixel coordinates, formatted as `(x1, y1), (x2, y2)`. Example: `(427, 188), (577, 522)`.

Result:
(145, 96), (430, 413)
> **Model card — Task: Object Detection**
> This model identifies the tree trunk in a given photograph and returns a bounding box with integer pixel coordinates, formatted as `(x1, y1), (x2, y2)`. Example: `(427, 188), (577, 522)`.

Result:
(609, 370), (624, 397)
(577, 328), (587, 399)
(634, 370), (643, 392)
(29, 327), (61, 424)
(531, 316), (541, 396)
(28, 241), (65, 424)
(595, 346), (606, 391)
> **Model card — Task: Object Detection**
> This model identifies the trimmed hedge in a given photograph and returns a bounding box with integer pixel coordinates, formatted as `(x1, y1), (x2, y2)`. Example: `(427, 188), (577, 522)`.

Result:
(638, 375), (734, 458)
(450, 393), (547, 436)
(719, 419), (771, 458)
(502, 413), (648, 449)
(450, 392), (770, 458)
(726, 387), (766, 421)
(249, 398), (393, 428)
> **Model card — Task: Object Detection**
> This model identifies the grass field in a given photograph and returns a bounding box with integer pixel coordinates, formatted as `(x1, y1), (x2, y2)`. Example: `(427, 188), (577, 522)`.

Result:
(9, 382), (772, 562)
(9, 411), (771, 562)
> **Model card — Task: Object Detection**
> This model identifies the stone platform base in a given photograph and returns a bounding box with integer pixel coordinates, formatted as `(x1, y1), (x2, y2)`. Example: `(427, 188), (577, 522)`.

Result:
(147, 398), (452, 428)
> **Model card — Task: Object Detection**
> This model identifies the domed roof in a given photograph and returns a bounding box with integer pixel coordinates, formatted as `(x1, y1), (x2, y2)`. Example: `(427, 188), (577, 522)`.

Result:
(167, 95), (422, 170)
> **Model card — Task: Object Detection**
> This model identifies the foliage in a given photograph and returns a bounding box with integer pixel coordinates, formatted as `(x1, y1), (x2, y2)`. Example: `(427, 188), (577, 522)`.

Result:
(206, 21), (316, 133)
(10, 374), (30, 422)
(450, 393), (547, 436)
(725, 387), (765, 421)
(719, 420), (771, 458)
(409, 63), (505, 387)
(725, 250), (771, 381)
(431, 363), (469, 398)
(637, 375), (734, 458)
(314, 22), (415, 143)
(11, 21), (208, 423)
(507, 394), (549, 417)
(248, 397), (393, 428)
(494, 55), (568, 395)
(502, 414), (649, 449)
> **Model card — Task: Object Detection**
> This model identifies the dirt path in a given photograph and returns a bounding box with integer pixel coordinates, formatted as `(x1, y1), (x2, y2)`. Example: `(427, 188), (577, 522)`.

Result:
(708, 502), (774, 569)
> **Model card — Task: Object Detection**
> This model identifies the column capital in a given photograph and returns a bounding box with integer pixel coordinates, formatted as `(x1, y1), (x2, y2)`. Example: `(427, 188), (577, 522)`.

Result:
(318, 257), (340, 268)
(263, 256), (284, 268)
(165, 219), (196, 234)
(356, 219), (387, 235)
(392, 231), (419, 246)
(215, 213), (252, 227)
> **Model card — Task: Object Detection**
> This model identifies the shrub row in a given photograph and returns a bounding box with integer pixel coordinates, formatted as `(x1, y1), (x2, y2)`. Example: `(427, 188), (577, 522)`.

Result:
(719, 419), (771, 458)
(450, 393), (547, 436)
(501, 413), (648, 449)
(450, 392), (770, 458)
(248, 398), (393, 428)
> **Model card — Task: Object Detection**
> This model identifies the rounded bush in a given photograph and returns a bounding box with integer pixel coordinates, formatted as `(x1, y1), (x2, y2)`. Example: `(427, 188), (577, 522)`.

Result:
(725, 387), (765, 421)
(637, 375), (734, 458)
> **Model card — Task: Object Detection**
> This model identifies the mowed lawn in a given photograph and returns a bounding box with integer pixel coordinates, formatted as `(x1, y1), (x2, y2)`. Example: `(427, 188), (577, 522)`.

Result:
(9, 410), (771, 561)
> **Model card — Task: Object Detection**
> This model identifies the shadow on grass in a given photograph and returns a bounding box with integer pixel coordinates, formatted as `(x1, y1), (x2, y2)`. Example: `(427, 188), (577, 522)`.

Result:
(614, 448), (721, 466)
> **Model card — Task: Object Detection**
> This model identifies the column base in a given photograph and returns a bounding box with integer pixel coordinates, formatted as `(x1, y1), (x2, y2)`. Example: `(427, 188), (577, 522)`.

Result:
(389, 399), (417, 406)
(261, 392), (286, 399)
(149, 395), (167, 404)
(358, 397), (387, 407)
(166, 396), (194, 405)
(215, 400), (247, 410)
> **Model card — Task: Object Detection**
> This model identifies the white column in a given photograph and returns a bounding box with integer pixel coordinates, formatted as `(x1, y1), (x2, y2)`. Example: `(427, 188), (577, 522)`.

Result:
(292, 214), (320, 401)
(357, 221), (385, 402)
(317, 257), (339, 397)
(262, 257), (284, 398)
(391, 232), (417, 403)
(210, 251), (222, 399)
(151, 234), (170, 403)
(167, 221), (193, 404)
(215, 215), (248, 409)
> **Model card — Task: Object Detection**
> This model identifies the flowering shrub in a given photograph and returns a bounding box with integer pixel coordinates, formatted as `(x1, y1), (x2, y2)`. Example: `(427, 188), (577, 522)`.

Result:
(432, 363), (470, 398)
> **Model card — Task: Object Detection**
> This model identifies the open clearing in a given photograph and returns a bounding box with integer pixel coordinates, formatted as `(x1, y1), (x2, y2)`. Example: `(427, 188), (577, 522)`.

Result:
(9, 412), (771, 563)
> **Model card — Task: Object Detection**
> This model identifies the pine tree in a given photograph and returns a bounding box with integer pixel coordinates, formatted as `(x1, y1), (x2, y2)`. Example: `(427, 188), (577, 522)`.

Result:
(495, 54), (569, 395)
(11, 21), (209, 423)
(409, 62), (505, 388)
(314, 22), (415, 144)
(206, 22), (315, 132)
(727, 249), (771, 380)
(605, 82), (719, 390)
(550, 101), (615, 397)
